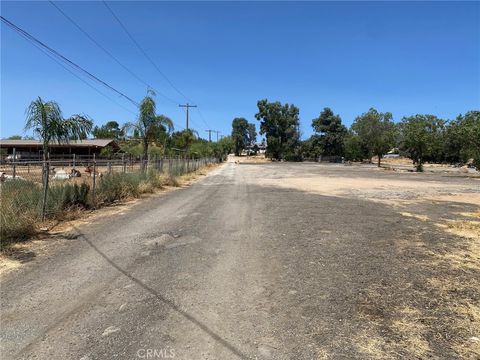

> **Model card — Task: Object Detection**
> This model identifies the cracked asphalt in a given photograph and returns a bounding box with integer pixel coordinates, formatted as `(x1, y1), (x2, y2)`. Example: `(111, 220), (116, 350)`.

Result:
(1, 162), (479, 359)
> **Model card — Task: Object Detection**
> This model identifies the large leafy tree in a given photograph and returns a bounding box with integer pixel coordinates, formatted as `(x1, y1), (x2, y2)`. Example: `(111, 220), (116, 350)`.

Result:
(92, 121), (124, 139)
(124, 91), (174, 167)
(312, 107), (347, 157)
(170, 129), (197, 151)
(343, 130), (368, 162)
(400, 114), (446, 171)
(231, 118), (249, 156)
(351, 108), (396, 167)
(444, 111), (480, 167)
(255, 99), (300, 160)
(25, 97), (93, 162)
(248, 123), (257, 147)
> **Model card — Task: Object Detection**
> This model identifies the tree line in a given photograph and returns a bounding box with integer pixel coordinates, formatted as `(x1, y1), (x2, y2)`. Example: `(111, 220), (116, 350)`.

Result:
(14, 92), (234, 162)
(233, 99), (479, 171)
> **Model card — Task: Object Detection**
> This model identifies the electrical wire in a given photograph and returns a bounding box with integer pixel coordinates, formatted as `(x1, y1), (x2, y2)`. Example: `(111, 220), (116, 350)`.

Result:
(1, 15), (139, 107)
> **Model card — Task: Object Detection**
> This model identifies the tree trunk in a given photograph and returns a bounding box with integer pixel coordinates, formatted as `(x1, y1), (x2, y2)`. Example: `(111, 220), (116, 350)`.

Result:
(377, 154), (381, 167)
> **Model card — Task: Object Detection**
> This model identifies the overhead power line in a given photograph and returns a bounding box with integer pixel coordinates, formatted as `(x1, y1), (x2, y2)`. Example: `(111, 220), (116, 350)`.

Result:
(102, 1), (193, 103)
(178, 103), (197, 130)
(1, 15), (139, 107)
(49, 1), (181, 107)
(28, 37), (137, 116)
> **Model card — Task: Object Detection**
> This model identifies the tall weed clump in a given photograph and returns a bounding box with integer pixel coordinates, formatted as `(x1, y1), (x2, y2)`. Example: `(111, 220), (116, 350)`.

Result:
(0, 180), (41, 242)
(0, 181), (90, 242)
(95, 173), (143, 204)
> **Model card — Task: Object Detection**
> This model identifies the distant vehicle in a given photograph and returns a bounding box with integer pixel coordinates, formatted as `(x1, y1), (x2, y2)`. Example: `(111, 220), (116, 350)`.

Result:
(384, 154), (400, 158)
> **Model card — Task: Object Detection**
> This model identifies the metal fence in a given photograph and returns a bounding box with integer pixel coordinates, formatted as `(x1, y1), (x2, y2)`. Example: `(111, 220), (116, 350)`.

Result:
(0, 154), (218, 222)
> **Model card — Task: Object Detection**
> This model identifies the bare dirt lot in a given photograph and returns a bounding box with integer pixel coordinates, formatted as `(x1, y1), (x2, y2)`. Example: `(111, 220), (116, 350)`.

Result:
(246, 162), (480, 358)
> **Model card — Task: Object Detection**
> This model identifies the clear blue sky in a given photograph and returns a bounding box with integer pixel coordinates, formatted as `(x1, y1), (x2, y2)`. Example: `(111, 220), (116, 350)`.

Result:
(1, 1), (479, 140)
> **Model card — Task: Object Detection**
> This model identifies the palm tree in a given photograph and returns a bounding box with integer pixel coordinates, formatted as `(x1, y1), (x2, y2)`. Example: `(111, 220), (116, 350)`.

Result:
(124, 90), (174, 170)
(25, 97), (92, 220)
(25, 97), (93, 162)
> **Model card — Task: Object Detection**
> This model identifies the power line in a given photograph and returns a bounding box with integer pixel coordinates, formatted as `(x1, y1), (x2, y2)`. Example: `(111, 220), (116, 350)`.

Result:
(178, 103), (197, 130)
(29, 37), (137, 116)
(1, 15), (139, 107)
(205, 130), (214, 142)
(102, 1), (193, 103)
(101, 1), (217, 133)
(48, 1), (181, 107)
(196, 107), (211, 129)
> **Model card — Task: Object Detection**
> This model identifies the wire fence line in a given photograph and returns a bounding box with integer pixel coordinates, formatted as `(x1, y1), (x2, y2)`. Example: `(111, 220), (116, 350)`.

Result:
(1, 154), (218, 222)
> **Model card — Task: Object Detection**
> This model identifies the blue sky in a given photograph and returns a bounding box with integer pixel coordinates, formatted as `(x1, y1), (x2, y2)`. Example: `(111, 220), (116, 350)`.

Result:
(1, 1), (479, 140)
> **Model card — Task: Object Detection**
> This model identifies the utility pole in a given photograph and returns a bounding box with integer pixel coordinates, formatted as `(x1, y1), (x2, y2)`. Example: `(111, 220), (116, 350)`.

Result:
(205, 130), (214, 142)
(179, 103), (197, 130)
(215, 131), (221, 142)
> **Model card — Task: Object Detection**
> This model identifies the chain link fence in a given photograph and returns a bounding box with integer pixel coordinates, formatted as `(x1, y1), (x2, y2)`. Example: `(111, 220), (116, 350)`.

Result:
(1, 152), (218, 239)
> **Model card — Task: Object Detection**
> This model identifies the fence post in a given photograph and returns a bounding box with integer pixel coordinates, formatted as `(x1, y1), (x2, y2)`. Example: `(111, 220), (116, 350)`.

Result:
(12, 148), (16, 179)
(122, 154), (126, 173)
(41, 154), (50, 221)
(160, 156), (164, 173)
(73, 153), (76, 170)
(107, 161), (112, 174)
(92, 153), (97, 206)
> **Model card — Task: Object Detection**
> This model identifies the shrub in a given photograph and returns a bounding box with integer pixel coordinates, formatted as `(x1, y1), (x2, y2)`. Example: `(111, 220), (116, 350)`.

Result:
(0, 180), (41, 242)
(95, 173), (143, 204)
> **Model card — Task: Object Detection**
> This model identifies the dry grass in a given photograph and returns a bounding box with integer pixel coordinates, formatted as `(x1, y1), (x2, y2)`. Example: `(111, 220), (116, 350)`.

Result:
(399, 212), (430, 221)
(391, 307), (432, 358)
(354, 329), (394, 360)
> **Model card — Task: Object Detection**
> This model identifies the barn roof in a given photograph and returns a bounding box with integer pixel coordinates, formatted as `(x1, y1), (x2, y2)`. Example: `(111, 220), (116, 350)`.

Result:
(0, 139), (117, 148)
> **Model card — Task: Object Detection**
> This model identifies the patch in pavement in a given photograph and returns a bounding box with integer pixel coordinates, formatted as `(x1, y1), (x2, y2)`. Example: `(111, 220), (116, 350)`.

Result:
(164, 235), (202, 249)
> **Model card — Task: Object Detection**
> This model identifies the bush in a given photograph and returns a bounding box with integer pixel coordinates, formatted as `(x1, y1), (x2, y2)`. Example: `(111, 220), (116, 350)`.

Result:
(95, 173), (142, 204)
(0, 180), (41, 242)
(0, 181), (90, 242)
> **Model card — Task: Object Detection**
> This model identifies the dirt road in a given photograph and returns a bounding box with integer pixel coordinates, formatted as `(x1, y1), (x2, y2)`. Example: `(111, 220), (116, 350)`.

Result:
(1, 162), (479, 359)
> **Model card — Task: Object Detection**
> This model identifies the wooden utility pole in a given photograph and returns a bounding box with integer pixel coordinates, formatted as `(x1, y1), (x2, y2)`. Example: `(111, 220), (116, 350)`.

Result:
(179, 103), (197, 130)
(205, 129), (214, 142)
(215, 131), (221, 142)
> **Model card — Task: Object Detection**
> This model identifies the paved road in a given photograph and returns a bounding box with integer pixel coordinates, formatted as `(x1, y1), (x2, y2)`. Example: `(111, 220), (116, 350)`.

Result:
(1, 163), (477, 359)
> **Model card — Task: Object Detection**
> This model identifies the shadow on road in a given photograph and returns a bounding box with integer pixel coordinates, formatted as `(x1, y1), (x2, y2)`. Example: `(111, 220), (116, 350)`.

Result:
(73, 226), (250, 360)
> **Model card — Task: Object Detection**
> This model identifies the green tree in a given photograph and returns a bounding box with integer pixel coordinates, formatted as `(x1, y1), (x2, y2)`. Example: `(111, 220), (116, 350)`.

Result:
(218, 136), (234, 157)
(351, 108), (396, 167)
(170, 129), (197, 151)
(6, 135), (22, 140)
(312, 108), (347, 157)
(25, 97), (93, 162)
(444, 111), (480, 167)
(300, 135), (322, 160)
(399, 114), (446, 171)
(123, 91), (174, 169)
(248, 123), (257, 147)
(25, 96), (92, 220)
(231, 117), (249, 156)
(255, 99), (300, 160)
(92, 121), (124, 139)
(343, 131), (368, 162)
